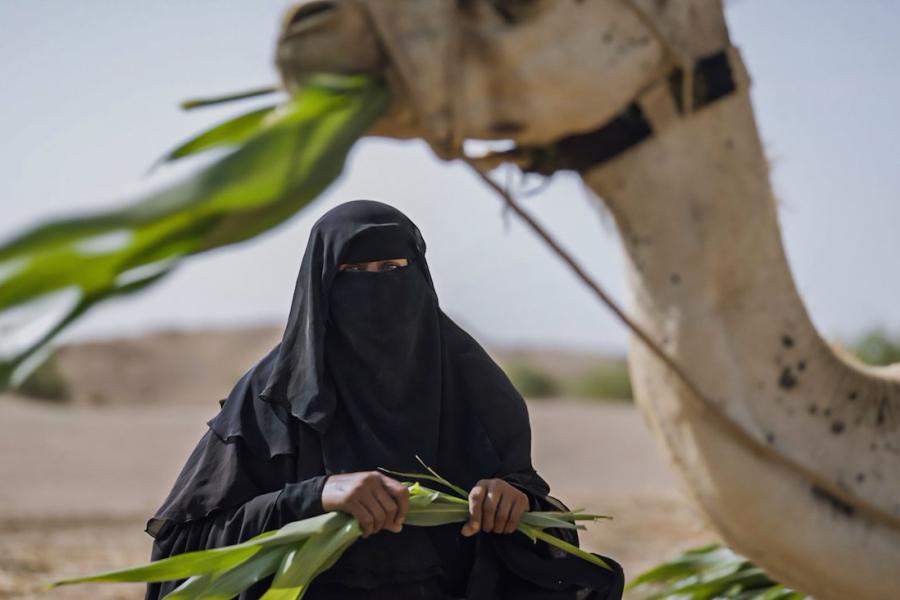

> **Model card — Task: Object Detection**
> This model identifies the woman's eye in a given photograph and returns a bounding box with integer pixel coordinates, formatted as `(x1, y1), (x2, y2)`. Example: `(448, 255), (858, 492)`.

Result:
(344, 265), (363, 272)
(379, 262), (401, 271)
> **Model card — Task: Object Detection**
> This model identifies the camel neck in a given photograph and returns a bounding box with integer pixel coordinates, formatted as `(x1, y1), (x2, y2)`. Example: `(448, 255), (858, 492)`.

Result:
(581, 84), (899, 525)
(584, 87), (811, 397)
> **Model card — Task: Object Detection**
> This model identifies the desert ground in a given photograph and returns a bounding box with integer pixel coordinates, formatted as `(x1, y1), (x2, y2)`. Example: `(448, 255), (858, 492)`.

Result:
(0, 327), (716, 599)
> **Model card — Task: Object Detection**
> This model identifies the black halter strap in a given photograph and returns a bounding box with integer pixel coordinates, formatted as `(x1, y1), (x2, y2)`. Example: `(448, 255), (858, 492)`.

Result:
(522, 48), (739, 175)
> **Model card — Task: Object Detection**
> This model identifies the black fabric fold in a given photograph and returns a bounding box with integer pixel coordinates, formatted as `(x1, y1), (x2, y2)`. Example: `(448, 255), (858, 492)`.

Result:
(206, 343), (295, 459)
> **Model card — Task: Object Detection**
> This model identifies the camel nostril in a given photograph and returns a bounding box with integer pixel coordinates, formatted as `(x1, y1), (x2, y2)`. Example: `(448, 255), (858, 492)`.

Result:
(283, 1), (337, 32)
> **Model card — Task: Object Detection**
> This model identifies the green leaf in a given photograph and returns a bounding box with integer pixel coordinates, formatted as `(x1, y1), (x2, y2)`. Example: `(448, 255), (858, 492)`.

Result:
(626, 543), (812, 600)
(51, 482), (618, 598)
(0, 74), (389, 391)
(180, 86), (280, 110)
(518, 524), (612, 571)
(520, 511), (610, 530)
(261, 520), (361, 600)
(401, 505), (470, 527)
(49, 545), (262, 586)
(625, 544), (740, 590)
(195, 547), (286, 600)
(255, 512), (351, 548)
(162, 573), (213, 600)
(49, 515), (339, 589)
(379, 466), (468, 500)
(156, 105), (278, 165)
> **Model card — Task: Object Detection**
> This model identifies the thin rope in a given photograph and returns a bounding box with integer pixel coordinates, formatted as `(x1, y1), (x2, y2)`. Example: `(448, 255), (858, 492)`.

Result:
(463, 157), (900, 534)
(463, 158), (706, 401)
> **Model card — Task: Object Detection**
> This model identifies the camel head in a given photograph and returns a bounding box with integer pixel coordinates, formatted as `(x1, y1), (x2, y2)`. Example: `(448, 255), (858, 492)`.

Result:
(274, 0), (730, 158)
(274, 3), (900, 599)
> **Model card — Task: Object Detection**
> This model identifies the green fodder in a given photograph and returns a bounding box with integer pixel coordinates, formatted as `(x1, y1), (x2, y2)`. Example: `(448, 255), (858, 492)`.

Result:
(627, 543), (810, 599)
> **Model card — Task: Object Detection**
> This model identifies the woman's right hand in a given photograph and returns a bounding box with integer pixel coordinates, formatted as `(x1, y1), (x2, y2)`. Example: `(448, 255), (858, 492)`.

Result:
(320, 471), (409, 538)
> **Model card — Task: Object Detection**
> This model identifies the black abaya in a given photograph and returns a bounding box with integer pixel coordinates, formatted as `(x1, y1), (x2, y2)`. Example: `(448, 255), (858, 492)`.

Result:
(144, 200), (624, 600)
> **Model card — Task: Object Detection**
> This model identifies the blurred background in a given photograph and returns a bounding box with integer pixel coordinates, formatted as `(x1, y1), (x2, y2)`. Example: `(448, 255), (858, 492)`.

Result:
(1, 1), (898, 598)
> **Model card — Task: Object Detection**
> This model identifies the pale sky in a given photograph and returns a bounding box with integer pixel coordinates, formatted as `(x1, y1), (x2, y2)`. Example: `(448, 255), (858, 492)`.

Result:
(1, 0), (898, 353)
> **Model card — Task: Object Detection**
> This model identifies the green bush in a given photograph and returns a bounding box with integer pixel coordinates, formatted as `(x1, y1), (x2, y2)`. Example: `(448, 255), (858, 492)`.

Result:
(18, 350), (69, 402)
(565, 362), (632, 401)
(627, 543), (809, 599)
(502, 360), (562, 398)
(852, 329), (900, 366)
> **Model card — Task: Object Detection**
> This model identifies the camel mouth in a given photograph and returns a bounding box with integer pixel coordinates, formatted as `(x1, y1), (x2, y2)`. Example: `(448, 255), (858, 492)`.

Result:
(274, 1), (745, 167)
(275, 1), (389, 90)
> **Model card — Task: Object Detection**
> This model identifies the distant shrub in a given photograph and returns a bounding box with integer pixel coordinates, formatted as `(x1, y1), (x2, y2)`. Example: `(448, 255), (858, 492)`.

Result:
(565, 361), (633, 401)
(18, 350), (69, 402)
(502, 360), (561, 398)
(851, 329), (900, 367)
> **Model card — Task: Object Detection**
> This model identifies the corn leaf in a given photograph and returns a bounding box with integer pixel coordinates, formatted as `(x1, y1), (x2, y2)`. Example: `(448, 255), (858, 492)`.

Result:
(402, 506), (471, 527)
(380, 455), (469, 499)
(519, 524), (612, 571)
(0, 74), (389, 391)
(261, 519), (361, 600)
(156, 105), (279, 165)
(254, 512), (348, 548)
(180, 86), (280, 110)
(194, 547), (286, 600)
(626, 544), (812, 599)
(49, 545), (262, 586)
(51, 480), (615, 598)
(162, 573), (213, 600)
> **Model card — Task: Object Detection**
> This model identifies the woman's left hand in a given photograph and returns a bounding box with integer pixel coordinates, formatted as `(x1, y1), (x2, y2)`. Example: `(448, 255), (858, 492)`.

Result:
(461, 478), (529, 537)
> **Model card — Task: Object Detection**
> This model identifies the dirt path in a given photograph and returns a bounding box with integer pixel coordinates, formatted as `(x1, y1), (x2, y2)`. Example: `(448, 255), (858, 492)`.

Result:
(0, 395), (714, 599)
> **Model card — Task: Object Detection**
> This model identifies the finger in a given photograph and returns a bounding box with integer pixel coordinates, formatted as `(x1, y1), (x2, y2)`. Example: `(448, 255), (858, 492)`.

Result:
(482, 485), (498, 533)
(506, 495), (528, 533)
(372, 485), (401, 533)
(351, 501), (376, 538)
(380, 476), (410, 524)
(494, 493), (514, 534)
(462, 484), (485, 537)
(362, 494), (389, 534)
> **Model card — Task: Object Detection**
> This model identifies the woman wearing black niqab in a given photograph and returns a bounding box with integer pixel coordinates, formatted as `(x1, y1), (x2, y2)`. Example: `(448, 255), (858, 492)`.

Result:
(145, 200), (624, 600)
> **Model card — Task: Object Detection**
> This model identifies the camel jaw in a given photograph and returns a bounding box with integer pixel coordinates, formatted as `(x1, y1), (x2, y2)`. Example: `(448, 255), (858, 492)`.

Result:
(275, 0), (670, 158)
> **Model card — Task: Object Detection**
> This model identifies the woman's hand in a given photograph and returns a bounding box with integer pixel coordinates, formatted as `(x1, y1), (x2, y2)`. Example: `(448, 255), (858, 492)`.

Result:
(461, 478), (529, 537)
(321, 472), (409, 538)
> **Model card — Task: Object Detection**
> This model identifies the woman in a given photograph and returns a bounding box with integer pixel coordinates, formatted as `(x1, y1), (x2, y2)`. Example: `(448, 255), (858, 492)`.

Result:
(144, 200), (624, 600)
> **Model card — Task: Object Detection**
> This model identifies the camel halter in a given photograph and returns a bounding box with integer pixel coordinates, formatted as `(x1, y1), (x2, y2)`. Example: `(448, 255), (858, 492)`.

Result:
(464, 44), (748, 401)
(466, 44), (747, 176)
(518, 47), (740, 174)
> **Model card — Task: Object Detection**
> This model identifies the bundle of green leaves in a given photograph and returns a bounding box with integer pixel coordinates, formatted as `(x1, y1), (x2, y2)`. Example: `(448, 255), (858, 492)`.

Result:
(1, 75), (387, 391)
(49, 468), (612, 599)
(626, 544), (810, 600)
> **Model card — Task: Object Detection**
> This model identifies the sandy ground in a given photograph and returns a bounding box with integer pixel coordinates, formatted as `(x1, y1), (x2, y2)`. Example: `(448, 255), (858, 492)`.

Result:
(0, 329), (716, 599)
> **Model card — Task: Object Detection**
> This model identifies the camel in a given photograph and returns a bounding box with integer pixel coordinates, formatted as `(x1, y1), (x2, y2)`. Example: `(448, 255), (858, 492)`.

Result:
(273, 1), (900, 598)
